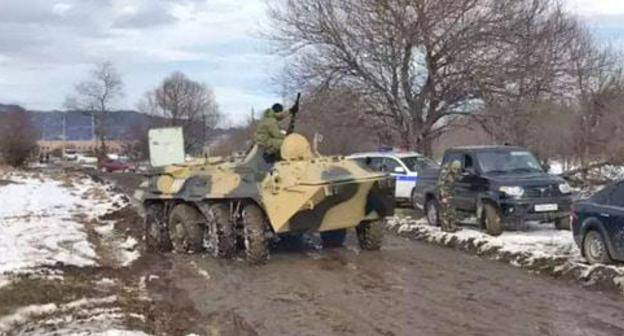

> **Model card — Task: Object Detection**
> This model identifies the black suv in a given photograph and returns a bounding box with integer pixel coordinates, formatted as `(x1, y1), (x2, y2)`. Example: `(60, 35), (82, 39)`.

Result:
(413, 146), (574, 236)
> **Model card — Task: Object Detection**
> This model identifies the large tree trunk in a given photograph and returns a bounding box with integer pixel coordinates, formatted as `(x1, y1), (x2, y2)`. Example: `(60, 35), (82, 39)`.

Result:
(416, 136), (433, 157)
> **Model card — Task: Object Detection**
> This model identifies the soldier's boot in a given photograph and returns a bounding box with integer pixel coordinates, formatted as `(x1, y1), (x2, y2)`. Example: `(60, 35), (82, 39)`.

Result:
(440, 217), (455, 233)
(446, 225), (462, 233)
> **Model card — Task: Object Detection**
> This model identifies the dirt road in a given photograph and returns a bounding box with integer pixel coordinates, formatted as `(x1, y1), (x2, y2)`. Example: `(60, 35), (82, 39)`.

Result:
(106, 173), (624, 336)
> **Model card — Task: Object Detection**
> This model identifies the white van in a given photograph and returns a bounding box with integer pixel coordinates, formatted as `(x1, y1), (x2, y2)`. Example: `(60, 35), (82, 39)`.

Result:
(62, 149), (78, 161)
(347, 151), (438, 205)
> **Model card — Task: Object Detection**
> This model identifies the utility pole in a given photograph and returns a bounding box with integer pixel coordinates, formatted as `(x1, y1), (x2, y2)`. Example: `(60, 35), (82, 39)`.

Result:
(62, 111), (67, 158)
(91, 111), (96, 153)
(202, 113), (207, 155)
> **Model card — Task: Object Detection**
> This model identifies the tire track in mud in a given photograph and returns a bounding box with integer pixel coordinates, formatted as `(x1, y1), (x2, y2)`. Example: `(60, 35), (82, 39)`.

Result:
(169, 234), (624, 336)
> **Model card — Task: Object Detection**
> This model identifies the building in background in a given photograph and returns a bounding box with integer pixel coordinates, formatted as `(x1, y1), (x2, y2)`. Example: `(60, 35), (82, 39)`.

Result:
(37, 140), (133, 155)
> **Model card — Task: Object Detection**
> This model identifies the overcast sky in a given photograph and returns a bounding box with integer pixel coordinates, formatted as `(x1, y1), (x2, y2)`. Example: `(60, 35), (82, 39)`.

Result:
(0, 0), (623, 125)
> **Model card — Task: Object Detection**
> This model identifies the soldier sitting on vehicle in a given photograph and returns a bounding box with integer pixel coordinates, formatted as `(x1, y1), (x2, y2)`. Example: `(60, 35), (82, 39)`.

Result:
(255, 101), (299, 162)
(437, 160), (462, 233)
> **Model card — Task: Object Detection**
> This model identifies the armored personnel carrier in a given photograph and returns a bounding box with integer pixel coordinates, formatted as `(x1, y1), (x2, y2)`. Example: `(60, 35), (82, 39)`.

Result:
(141, 130), (394, 264)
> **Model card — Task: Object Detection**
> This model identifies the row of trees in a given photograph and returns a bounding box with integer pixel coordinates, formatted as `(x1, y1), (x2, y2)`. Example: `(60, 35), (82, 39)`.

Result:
(1, 63), (223, 167)
(267, 0), (624, 167)
(64, 63), (222, 159)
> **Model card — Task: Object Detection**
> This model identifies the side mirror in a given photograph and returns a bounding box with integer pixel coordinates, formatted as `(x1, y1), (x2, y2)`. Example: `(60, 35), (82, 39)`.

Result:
(393, 166), (406, 174)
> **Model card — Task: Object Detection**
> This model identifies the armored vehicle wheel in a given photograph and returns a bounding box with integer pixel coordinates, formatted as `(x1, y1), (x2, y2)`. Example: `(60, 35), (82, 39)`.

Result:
(205, 203), (236, 258)
(145, 203), (172, 252)
(320, 229), (347, 248)
(482, 204), (503, 236)
(242, 204), (269, 264)
(356, 219), (384, 250)
(168, 203), (205, 254)
(554, 216), (571, 230)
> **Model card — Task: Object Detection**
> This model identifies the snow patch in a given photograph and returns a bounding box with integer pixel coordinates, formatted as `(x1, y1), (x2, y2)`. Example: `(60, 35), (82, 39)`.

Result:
(387, 215), (624, 293)
(388, 216), (577, 261)
(0, 172), (137, 285)
(0, 295), (150, 335)
(96, 278), (117, 287)
(0, 303), (57, 331)
(118, 237), (140, 267)
(0, 177), (99, 274)
(190, 261), (211, 280)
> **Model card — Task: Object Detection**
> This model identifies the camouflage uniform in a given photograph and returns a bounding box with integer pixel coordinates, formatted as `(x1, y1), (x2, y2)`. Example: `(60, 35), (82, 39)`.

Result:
(255, 107), (290, 159)
(437, 160), (462, 232)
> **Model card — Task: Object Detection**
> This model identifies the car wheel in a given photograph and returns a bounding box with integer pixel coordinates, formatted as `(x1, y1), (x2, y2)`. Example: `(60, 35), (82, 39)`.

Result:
(425, 198), (440, 227)
(554, 216), (571, 230)
(411, 189), (419, 211)
(482, 204), (503, 236)
(583, 230), (612, 264)
(168, 203), (205, 254)
(320, 229), (347, 248)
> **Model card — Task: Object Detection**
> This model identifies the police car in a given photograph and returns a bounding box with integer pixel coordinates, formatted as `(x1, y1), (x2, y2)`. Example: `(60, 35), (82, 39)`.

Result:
(347, 151), (437, 206)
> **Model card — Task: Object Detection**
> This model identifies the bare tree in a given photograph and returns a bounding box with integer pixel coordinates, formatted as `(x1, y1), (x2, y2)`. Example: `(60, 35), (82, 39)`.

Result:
(268, 0), (579, 155)
(140, 72), (222, 154)
(566, 30), (624, 169)
(0, 106), (39, 167)
(296, 88), (382, 154)
(65, 62), (124, 157)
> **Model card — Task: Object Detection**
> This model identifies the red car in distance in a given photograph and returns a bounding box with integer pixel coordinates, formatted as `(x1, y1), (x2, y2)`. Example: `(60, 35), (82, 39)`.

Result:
(98, 159), (133, 173)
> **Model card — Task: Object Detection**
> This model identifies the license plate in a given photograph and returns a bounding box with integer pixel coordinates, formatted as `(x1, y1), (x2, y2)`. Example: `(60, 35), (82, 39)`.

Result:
(535, 203), (558, 212)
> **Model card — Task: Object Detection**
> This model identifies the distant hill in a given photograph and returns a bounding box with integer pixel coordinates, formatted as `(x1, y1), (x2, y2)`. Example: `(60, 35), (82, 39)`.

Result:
(0, 104), (240, 146)
(0, 104), (162, 141)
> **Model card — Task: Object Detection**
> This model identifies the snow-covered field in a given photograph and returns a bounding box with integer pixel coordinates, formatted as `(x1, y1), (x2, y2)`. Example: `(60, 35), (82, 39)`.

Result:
(0, 171), (146, 335)
(388, 215), (624, 293)
(0, 296), (149, 336)
(0, 173), (133, 278)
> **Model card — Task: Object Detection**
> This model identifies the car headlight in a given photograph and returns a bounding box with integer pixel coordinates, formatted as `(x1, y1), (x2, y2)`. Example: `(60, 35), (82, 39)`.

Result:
(499, 186), (524, 197)
(558, 183), (573, 194)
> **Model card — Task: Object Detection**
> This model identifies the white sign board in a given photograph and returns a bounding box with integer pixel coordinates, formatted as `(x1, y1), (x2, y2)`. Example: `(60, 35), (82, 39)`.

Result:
(148, 127), (185, 167)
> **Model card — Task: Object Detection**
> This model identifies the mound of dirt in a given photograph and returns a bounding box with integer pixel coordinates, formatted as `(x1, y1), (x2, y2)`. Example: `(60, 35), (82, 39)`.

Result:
(387, 216), (624, 295)
(100, 206), (144, 241)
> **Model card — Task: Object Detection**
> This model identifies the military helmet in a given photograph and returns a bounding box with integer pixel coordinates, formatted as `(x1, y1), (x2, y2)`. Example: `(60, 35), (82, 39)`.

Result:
(449, 160), (462, 171)
(272, 103), (284, 112)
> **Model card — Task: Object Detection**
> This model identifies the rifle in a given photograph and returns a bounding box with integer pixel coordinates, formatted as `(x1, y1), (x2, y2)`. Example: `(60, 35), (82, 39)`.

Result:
(286, 92), (301, 135)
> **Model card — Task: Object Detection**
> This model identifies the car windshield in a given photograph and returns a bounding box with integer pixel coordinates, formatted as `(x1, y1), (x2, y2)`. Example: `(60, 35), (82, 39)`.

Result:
(477, 150), (543, 174)
(400, 156), (438, 172)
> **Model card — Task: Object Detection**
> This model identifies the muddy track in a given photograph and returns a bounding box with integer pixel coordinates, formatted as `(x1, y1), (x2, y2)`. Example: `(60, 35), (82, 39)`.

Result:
(166, 235), (624, 336)
(104, 172), (624, 336)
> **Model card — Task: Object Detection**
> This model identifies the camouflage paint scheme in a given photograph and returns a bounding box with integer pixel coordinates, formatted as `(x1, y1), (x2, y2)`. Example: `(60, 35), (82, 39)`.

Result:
(141, 133), (395, 234)
(437, 160), (462, 232)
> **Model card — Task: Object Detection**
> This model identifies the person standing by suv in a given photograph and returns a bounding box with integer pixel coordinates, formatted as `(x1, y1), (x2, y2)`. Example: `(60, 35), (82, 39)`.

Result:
(437, 160), (462, 232)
